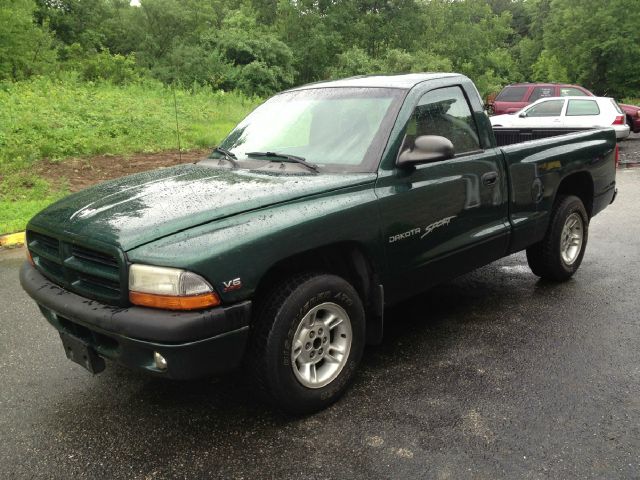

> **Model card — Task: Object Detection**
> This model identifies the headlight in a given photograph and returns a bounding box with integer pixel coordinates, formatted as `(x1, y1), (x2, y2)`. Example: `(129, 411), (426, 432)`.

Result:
(128, 264), (220, 310)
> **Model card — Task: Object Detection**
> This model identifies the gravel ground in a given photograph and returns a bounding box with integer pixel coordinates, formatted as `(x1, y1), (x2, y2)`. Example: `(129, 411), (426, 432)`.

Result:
(619, 132), (640, 165)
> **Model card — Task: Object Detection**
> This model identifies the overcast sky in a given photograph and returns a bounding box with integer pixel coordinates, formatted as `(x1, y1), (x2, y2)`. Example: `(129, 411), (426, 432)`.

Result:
(130, 0), (140, 6)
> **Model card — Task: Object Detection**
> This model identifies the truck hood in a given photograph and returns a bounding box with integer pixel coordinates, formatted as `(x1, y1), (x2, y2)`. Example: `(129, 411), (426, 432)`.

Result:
(29, 164), (376, 250)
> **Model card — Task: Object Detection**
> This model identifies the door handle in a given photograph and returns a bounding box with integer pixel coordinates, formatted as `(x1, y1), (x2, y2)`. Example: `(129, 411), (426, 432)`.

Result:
(482, 171), (499, 187)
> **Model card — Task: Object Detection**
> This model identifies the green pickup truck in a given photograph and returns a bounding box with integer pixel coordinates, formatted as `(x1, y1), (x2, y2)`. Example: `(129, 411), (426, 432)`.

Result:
(20, 73), (617, 414)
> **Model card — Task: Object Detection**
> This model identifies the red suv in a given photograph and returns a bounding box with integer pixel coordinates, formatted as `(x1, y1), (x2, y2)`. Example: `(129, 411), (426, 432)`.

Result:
(490, 83), (640, 133)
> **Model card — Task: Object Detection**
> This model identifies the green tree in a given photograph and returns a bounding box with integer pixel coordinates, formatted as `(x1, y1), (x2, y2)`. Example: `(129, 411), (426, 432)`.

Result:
(415, 0), (518, 96)
(531, 49), (569, 83)
(328, 47), (380, 78)
(0, 0), (56, 80)
(35, 0), (117, 51)
(543, 0), (640, 96)
(203, 8), (296, 95)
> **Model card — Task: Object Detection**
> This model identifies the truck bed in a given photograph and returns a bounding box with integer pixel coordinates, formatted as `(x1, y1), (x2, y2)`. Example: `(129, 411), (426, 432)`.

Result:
(496, 127), (617, 253)
(493, 126), (592, 147)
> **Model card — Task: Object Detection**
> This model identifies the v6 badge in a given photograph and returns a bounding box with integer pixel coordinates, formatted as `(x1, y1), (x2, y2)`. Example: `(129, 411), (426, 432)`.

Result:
(222, 277), (242, 292)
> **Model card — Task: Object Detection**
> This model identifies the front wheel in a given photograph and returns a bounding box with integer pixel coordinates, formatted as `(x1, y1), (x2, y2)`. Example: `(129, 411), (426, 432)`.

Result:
(526, 195), (589, 281)
(248, 273), (365, 415)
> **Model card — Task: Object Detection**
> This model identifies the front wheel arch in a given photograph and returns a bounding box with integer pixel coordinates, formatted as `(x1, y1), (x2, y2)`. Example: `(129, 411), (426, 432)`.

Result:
(252, 242), (384, 344)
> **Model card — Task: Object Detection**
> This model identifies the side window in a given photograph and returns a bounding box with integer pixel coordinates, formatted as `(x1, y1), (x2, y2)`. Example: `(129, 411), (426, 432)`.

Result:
(403, 86), (481, 155)
(566, 100), (600, 116)
(525, 99), (565, 117)
(495, 86), (528, 102)
(560, 87), (589, 97)
(528, 86), (555, 102)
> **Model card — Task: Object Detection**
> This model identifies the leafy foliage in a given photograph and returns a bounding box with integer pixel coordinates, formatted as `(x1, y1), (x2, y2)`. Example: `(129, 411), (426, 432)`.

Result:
(2, 0), (637, 99)
(541, 0), (640, 97)
(0, 0), (57, 81)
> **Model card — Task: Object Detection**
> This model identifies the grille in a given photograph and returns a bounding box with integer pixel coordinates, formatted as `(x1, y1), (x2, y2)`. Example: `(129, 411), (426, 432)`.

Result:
(27, 230), (125, 305)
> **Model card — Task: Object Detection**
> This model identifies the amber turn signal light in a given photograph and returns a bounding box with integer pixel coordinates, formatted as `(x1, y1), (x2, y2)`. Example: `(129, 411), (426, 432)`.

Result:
(129, 291), (220, 311)
(26, 249), (35, 266)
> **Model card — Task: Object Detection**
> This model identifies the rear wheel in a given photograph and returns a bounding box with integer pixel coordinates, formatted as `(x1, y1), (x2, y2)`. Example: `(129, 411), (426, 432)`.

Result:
(248, 273), (365, 415)
(526, 195), (589, 281)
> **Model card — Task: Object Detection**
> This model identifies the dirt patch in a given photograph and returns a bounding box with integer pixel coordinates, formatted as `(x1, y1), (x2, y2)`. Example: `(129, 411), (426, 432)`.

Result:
(31, 134), (640, 193)
(35, 149), (211, 193)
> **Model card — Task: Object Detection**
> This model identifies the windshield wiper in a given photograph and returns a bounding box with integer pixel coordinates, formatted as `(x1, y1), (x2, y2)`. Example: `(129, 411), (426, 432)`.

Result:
(247, 151), (319, 173)
(211, 146), (239, 168)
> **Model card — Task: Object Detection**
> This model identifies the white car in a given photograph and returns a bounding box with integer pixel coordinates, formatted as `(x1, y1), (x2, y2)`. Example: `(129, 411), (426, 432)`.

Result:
(491, 96), (630, 140)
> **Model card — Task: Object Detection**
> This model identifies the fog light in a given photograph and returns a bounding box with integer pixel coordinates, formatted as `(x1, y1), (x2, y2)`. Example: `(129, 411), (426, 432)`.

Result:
(154, 351), (168, 371)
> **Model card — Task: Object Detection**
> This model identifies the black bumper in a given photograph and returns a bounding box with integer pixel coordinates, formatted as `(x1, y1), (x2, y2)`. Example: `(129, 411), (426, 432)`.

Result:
(20, 262), (251, 379)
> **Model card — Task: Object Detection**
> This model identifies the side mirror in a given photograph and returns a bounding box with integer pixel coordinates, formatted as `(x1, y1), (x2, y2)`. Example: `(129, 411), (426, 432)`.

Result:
(519, 112), (527, 118)
(397, 135), (455, 167)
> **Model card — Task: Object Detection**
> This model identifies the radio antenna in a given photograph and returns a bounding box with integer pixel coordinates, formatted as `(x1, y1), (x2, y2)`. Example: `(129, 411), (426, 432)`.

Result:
(172, 85), (182, 163)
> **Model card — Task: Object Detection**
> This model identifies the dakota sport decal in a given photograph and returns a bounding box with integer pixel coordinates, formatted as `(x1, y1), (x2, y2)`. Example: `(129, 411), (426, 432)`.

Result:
(388, 216), (456, 243)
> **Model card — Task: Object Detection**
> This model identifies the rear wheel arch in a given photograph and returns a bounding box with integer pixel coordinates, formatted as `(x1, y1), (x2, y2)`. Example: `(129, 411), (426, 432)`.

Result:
(527, 194), (588, 281)
(555, 171), (594, 219)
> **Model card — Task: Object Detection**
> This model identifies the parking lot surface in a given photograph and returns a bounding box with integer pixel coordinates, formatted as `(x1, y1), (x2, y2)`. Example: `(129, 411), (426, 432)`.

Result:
(1, 143), (639, 479)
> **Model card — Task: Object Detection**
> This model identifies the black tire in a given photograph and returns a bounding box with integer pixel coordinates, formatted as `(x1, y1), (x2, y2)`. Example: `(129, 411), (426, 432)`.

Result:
(248, 273), (365, 415)
(526, 195), (589, 281)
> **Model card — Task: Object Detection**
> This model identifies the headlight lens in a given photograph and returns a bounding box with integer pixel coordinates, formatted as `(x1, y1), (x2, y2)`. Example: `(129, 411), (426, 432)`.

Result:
(129, 264), (212, 295)
(128, 264), (220, 310)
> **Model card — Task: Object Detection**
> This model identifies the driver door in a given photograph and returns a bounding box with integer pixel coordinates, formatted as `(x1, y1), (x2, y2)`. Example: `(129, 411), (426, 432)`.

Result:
(376, 85), (510, 303)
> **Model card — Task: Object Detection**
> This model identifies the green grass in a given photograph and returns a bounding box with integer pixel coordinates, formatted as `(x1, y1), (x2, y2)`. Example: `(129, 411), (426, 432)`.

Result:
(0, 75), (260, 234)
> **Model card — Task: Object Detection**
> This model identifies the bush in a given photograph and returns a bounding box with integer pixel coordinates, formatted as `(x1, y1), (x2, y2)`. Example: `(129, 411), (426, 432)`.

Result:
(60, 44), (140, 85)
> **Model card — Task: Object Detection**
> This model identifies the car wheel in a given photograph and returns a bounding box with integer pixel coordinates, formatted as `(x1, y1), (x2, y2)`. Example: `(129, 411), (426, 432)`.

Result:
(526, 195), (589, 281)
(248, 273), (365, 415)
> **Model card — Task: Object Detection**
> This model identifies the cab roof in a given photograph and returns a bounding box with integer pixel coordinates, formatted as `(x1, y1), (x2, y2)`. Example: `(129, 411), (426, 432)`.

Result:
(287, 73), (464, 91)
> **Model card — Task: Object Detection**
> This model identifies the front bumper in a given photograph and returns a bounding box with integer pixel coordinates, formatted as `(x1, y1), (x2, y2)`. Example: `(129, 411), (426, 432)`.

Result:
(20, 262), (251, 379)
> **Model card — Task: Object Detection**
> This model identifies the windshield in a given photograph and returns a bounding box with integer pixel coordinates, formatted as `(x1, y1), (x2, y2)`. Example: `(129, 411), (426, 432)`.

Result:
(216, 87), (405, 173)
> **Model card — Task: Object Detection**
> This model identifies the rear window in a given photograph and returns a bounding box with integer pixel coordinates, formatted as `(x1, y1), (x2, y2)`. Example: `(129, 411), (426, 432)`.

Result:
(529, 86), (555, 102)
(610, 99), (623, 114)
(496, 86), (528, 102)
(566, 100), (600, 116)
(560, 87), (589, 97)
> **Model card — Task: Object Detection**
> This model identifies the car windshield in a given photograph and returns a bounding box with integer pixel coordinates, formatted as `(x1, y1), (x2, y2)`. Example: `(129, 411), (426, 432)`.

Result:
(215, 87), (405, 173)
